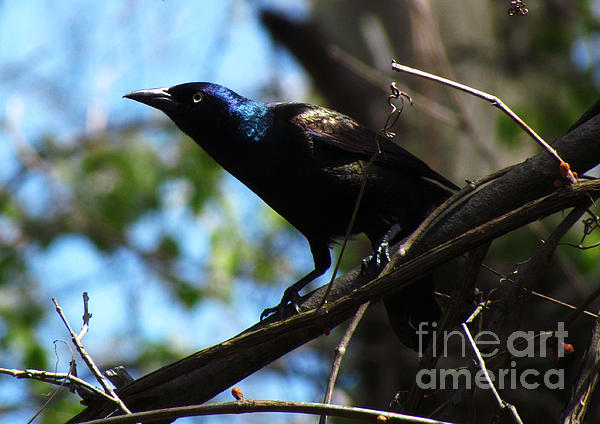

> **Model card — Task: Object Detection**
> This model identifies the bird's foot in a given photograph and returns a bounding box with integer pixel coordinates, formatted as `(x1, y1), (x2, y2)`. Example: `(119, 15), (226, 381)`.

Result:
(260, 287), (303, 321)
(361, 224), (401, 276)
(361, 240), (391, 276)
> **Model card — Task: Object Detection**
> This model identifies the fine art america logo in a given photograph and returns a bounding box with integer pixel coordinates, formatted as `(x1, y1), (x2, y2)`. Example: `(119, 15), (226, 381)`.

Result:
(415, 322), (568, 390)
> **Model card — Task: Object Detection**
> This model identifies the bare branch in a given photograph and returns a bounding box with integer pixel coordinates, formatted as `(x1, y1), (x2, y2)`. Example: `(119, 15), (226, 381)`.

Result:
(52, 297), (131, 415)
(462, 319), (523, 424)
(76, 399), (456, 424)
(0, 367), (115, 404)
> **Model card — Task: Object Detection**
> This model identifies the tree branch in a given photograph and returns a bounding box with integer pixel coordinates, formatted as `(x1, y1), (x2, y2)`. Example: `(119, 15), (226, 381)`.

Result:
(77, 399), (455, 424)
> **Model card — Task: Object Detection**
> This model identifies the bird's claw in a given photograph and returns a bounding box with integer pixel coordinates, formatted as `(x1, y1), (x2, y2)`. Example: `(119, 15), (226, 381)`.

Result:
(259, 306), (280, 321)
(260, 288), (302, 321)
(361, 240), (391, 276)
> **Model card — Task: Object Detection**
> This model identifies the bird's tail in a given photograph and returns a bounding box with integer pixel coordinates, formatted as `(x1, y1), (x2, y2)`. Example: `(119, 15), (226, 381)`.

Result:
(383, 275), (441, 352)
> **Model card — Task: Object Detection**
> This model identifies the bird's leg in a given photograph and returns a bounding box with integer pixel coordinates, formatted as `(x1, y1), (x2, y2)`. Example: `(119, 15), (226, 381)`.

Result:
(260, 242), (331, 321)
(361, 223), (402, 275)
(259, 269), (320, 320)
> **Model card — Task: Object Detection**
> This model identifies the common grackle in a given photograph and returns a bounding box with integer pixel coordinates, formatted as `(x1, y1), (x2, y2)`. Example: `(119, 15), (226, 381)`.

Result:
(125, 83), (458, 349)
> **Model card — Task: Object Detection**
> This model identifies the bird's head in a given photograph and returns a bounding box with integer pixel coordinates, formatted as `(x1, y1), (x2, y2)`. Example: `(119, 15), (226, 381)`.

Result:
(124, 82), (271, 148)
(124, 82), (266, 142)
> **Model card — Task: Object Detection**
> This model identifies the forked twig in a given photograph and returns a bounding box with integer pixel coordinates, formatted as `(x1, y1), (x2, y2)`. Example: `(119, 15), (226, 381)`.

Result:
(0, 367), (117, 403)
(52, 297), (131, 415)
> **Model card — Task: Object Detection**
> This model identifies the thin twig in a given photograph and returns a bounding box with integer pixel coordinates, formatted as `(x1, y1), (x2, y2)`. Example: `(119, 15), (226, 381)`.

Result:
(52, 297), (131, 415)
(391, 61), (577, 184)
(321, 86), (408, 306)
(464, 302), (486, 325)
(24, 361), (70, 424)
(320, 150), (378, 307)
(0, 367), (117, 404)
(531, 290), (598, 320)
(462, 320), (524, 424)
(319, 302), (370, 424)
(565, 286), (600, 327)
(480, 264), (599, 319)
(560, 240), (600, 250)
(75, 399), (456, 424)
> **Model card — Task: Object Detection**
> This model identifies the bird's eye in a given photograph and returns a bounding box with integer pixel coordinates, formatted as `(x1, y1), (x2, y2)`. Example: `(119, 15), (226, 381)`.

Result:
(192, 91), (203, 103)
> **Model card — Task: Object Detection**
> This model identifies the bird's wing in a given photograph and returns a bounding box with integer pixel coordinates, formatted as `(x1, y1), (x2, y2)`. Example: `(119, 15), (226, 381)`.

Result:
(272, 102), (459, 191)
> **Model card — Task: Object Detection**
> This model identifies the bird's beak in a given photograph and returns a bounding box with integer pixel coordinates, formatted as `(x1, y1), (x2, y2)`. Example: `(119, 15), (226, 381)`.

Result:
(123, 87), (178, 112)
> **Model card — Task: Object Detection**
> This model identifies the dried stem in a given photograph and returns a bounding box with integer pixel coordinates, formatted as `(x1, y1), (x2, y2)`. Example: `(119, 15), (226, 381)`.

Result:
(52, 297), (131, 415)
(462, 318), (524, 424)
(76, 399), (456, 424)
(319, 302), (370, 424)
(320, 150), (378, 307)
(0, 367), (116, 404)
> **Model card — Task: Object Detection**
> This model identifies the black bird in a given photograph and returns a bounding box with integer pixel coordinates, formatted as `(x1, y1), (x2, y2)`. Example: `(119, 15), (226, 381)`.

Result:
(124, 83), (458, 349)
